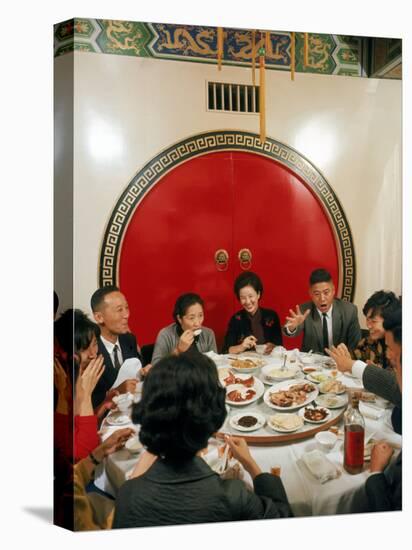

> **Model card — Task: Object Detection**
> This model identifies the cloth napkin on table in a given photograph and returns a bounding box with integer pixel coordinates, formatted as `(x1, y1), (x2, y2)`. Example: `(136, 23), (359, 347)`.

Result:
(300, 450), (341, 484)
(359, 401), (385, 420)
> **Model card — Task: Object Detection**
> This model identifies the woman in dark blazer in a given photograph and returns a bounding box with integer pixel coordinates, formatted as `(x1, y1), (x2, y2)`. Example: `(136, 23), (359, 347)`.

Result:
(113, 353), (292, 528)
(222, 271), (282, 354)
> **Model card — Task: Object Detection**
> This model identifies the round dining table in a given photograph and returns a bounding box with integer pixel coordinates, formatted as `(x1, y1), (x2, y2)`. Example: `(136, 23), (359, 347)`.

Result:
(95, 351), (401, 517)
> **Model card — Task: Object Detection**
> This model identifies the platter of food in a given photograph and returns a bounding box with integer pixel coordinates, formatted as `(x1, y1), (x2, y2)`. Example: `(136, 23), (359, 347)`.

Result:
(306, 372), (333, 384)
(267, 413), (304, 433)
(218, 369), (255, 388)
(261, 364), (300, 383)
(298, 405), (332, 424)
(263, 381), (318, 411)
(319, 379), (346, 394)
(316, 393), (347, 409)
(229, 411), (266, 432)
(225, 378), (265, 406)
(229, 357), (266, 373)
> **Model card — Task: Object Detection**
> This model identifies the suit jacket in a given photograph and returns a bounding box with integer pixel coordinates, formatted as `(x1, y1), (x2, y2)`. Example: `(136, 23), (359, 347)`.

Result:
(283, 298), (361, 354)
(362, 364), (402, 434)
(364, 452), (402, 512)
(92, 333), (140, 408)
(113, 456), (292, 528)
(222, 307), (283, 353)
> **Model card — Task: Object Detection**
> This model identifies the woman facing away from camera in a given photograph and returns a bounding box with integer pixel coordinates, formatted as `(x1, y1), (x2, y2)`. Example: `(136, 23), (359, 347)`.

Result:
(151, 292), (217, 365)
(223, 271), (283, 354)
(113, 354), (292, 528)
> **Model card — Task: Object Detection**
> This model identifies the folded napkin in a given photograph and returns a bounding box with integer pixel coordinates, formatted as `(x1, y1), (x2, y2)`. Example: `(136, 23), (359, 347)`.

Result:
(300, 450), (341, 484)
(359, 401), (385, 420)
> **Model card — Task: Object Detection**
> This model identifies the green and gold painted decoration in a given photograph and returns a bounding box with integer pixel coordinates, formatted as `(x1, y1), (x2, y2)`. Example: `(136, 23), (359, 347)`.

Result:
(54, 19), (401, 80)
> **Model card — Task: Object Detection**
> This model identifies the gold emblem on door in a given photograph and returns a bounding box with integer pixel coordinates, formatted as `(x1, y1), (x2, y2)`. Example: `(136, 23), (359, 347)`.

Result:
(214, 249), (229, 271)
(238, 248), (252, 270)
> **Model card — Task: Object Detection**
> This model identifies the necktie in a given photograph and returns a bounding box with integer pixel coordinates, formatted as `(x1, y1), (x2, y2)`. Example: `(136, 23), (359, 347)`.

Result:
(322, 313), (329, 350)
(113, 344), (121, 369)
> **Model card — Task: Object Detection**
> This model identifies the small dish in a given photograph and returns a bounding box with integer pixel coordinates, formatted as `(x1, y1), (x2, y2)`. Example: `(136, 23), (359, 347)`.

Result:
(267, 413), (304, 433)
(298, 405), (331, 424)
(229, 411), (266, 432)
(315, 430), (337, 451)
(316, 393), (347, 409)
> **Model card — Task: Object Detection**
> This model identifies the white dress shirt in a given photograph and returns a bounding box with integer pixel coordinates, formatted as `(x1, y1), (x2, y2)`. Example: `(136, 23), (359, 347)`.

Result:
(100, 336), (124, 367)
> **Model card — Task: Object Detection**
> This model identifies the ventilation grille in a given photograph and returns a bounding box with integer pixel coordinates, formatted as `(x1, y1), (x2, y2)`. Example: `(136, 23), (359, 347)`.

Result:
(207, 82), (259, 113)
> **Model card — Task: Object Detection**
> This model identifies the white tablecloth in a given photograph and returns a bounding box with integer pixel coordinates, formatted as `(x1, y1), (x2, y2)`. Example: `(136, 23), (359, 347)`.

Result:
(95, 355), (401, 516)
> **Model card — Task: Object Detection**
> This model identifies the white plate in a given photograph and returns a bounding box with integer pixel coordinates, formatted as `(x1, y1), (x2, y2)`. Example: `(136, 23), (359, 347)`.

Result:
(302, 365), (321, 375)
(319, 380), (346, 394)
(298, 405), (332, 424)
(316, 393), (348, 409)
(267, 413), (304, 433)
(225, 379), (265, 406)
(261, 364), (299, 382)
(106, 414), (131, 426)
(229, 411), (266, 432)
(218, 369), (256, 387)
(306, 372), (333, 384)
(228, 356), (266, 373)
(263, 380), (319, 411)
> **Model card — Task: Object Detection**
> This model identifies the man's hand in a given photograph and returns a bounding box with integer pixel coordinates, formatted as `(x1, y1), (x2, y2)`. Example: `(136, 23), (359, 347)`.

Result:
(115, 379), (137, 394)
(141, 364), (153, 377)
(325, 343), (354, 373)
(370, 441), (394, 473)
(285, 305), (310, 332)
(98, 428), (135, 458)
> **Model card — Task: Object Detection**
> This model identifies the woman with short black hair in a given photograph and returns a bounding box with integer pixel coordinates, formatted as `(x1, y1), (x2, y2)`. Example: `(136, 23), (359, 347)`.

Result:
(113, 353), (292, 528)
(223, 271), (282, 354)
(151, 292), (217, 365)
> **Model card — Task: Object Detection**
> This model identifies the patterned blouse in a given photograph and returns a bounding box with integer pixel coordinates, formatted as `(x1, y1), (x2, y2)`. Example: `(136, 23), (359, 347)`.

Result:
(352, 337), (390, 370)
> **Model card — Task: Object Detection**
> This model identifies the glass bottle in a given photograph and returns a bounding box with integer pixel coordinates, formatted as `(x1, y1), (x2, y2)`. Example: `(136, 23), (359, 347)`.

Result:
(343, 392), (365, 474)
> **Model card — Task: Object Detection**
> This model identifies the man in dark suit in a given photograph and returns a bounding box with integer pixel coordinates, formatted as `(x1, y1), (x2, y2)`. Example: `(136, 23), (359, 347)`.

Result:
(90, 286), (142, 409)
(330, 309), (402, 512)
(283, 268), (361, 354)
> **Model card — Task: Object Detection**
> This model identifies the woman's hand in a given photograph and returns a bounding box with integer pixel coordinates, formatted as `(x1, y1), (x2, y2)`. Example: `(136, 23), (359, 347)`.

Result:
(54, 357), (71, 414)
(264, 343), (275, 355)
(241, 335), (257, 351)
(177, 330), (195, 353)
(325, 344), (355, 373)
(224, 435), (262, 479)
(75, 355), (105, 416)
(285, 305), (310, 332)
(129, 450), (158, 479)
(370, 441), (394, 473)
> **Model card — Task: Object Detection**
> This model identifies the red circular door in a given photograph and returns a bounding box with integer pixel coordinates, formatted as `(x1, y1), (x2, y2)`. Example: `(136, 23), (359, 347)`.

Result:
(119, 151), (339, 350)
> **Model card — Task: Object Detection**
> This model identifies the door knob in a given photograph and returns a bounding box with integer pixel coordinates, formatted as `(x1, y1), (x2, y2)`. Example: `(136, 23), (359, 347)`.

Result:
(238, 248), (252, 270)
(215, 249), (229, 271)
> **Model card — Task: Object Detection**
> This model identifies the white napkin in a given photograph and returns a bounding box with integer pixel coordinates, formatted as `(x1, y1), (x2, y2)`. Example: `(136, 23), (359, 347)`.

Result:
(110, 357), (142, 389)
(301, 450), (341, 484)
(359, 401), (385, 420)
(201, 447), (243, 480)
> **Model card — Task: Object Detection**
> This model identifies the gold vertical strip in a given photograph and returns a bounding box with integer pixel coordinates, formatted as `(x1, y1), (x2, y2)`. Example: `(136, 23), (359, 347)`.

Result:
(291, 31), (295, 81)
(217, 27), (224, 71)
(265, 31), (270, 55)
(304, 33), (309, 66)
(259, 54), (266, 142)
(252, 30), (256, 85)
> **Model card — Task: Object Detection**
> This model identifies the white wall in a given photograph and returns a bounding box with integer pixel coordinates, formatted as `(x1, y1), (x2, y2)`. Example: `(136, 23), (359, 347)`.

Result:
(54, 52), (402, 325)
